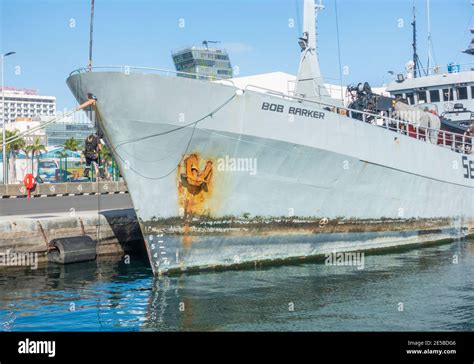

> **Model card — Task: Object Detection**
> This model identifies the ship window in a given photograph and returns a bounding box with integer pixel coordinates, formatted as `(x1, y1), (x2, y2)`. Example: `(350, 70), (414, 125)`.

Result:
(443, 88), (454, 101)
(417, 91), (427, 103)
(406, 93), (414, 105)
(456, 87), (468, 100)
(429, 90), (440, 103)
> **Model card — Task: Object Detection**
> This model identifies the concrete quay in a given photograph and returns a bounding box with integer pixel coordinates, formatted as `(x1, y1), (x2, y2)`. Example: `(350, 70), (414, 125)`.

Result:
(0, 208), (143, 269)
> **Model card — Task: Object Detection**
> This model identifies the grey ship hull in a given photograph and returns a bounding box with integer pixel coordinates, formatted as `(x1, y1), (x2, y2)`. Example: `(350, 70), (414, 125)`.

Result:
(67, 71), (474, 274)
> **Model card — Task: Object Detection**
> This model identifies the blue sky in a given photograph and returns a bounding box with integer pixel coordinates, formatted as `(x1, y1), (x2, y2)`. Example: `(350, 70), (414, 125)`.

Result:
(1, 0), (473, 110)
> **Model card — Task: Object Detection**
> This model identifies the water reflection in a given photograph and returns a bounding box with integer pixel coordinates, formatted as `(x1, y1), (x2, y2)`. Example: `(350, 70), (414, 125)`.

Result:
(0, 240), (472, 331)
(142, 239), (473, 331)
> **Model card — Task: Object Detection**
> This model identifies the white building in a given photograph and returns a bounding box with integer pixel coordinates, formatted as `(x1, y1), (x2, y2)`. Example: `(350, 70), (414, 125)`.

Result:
(6, 117), (47, 146)
(0, 87), (56, 124)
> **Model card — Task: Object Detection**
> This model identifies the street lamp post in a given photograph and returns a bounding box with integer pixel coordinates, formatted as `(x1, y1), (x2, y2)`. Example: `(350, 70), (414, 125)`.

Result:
(2, 51), (16, 184)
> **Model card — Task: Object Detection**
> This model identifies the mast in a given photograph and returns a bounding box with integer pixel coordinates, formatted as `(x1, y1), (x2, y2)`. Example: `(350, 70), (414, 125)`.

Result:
(411, 4), (420, 78)
(295, 0), (332, 102)
(426, 0), (435, 73)
(88, 0), (95, 71)
(463, 0), (474, 55)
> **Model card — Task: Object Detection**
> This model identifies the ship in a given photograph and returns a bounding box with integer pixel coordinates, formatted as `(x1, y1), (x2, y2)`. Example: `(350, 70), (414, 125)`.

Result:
(67, 0), (474, 275)
(386, 1), (474, 132)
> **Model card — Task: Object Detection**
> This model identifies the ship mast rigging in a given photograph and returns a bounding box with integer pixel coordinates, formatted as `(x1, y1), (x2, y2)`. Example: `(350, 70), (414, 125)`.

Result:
(411, 3), (426, 78)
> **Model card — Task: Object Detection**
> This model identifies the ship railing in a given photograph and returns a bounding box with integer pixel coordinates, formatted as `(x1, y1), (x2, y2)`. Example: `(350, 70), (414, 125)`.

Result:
(389, 63), (474, 79)
(68, 67), (471, 155)
(401, 62), (474, 76)
(244, 84), (473, 156)
(69, 65), (235, 87)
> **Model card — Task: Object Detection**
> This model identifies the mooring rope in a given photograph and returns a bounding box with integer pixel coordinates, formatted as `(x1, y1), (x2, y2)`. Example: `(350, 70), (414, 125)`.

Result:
(97, 93), (238, 180)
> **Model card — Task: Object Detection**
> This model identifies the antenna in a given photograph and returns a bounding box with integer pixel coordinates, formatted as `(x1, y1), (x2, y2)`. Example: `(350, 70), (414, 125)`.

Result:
(411, 3), (425, 78)
(202, 40), (220, 49)
(88, 0), (95, 71)
(426, 0), (435, 73)
(463, 1), (474, 55)
(335, 0), (344, 103)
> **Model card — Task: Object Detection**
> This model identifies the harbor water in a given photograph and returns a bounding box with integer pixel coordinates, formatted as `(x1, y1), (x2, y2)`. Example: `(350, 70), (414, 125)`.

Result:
(0, 239), (472, 331)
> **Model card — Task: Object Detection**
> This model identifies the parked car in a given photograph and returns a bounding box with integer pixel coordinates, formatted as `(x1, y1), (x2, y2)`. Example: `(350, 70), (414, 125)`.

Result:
(38, 159), (59, 183)
(54, 169), (91, 183)
(54, 169), (74, 182)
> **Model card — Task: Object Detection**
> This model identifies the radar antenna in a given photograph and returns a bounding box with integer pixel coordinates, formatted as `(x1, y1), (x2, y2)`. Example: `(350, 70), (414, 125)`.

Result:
(202, 40), (220, 49)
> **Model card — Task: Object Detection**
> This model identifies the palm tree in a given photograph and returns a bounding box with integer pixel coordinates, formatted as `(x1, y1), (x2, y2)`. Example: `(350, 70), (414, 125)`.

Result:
(10, 135), (26, 183)
(55, 150), (67, 177)
(99, 143), (113, 180)
(63, 137), (80, 174)
(25, 138), (46, 175)
(0, 130), (26, 183)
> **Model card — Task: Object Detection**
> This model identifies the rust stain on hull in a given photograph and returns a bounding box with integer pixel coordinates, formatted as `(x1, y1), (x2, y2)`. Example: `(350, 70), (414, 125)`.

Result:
(177, 153), (215, 248)
(466, 219), (474, 234)
(182, 222), (192, 250)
